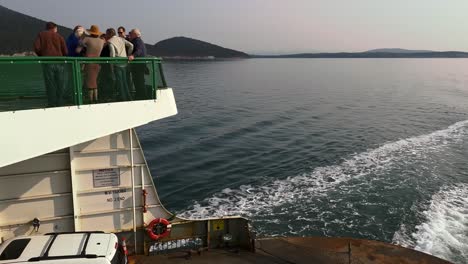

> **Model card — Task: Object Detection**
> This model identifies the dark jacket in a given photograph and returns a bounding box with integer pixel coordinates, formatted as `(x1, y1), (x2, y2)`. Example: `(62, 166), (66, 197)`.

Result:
(34, 31), (67, 56)
(66, 33), (81, 57)
(131, 37), (147, 57)
(100, 43), (111, 57)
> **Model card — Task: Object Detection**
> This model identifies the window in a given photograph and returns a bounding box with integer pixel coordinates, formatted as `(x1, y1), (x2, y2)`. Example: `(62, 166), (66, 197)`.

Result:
(0, 239), (31, 260)
(110, 245), (127, 264)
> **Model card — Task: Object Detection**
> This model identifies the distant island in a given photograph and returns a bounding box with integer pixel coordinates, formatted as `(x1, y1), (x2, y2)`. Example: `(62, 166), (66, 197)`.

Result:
(252, 49), (468, 58)
(1, 4), (468, 59)
(148, 37), (249, 59)
(365, 48), (433, 54)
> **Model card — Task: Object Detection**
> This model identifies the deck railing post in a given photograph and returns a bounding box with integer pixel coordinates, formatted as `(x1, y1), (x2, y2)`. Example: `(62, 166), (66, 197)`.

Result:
(159, 62), (167, 88)
(72, 59), (83, 106)
(151, 60), (157, 100)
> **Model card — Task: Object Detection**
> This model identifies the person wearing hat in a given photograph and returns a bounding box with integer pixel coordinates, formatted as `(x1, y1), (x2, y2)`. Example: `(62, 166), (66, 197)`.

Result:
(77, 25), (105, 103)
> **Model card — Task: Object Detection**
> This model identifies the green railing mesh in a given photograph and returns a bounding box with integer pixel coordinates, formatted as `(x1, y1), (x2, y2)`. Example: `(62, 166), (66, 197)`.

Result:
(0, 57), (167, 112)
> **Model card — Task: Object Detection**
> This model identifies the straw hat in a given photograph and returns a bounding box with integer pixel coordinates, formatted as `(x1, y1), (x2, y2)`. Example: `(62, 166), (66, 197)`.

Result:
(87, 25), (101, 36)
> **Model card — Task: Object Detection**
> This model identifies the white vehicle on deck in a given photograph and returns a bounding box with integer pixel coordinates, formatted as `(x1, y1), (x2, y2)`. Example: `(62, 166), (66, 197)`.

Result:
(0, 232), (127, 264)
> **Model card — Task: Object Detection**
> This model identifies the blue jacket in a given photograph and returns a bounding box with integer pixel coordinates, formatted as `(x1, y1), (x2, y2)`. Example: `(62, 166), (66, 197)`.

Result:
(66, 34), (81, 57)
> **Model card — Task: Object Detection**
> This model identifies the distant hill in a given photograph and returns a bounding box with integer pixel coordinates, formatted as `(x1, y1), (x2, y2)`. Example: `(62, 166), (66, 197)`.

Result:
(147, 37), (250, 59)
(0, 5), (248, 59)
(252, 51), (468, 58)
(0, 4), (161, 56)
(0, 5), (72, 55)
(365, 48), (433, 53)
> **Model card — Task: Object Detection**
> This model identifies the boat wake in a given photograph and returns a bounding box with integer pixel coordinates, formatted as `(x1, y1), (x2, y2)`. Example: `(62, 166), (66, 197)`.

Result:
(393, 184), (468, 264)
(179, 120), (468, 220)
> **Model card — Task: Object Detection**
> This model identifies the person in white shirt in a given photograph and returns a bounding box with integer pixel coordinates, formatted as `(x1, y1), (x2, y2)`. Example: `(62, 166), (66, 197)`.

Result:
(105, 28), (134, 100)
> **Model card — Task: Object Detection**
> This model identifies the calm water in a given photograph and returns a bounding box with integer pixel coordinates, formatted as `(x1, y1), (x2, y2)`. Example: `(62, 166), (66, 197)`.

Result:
(138, 59), (468, 263)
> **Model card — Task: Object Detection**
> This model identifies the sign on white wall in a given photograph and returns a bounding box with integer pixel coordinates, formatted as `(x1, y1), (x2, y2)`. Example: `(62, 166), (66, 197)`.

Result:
(93, 168), (120, 188)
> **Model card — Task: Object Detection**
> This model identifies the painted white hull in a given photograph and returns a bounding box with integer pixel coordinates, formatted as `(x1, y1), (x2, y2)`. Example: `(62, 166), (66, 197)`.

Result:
(0, 88), (177, 168)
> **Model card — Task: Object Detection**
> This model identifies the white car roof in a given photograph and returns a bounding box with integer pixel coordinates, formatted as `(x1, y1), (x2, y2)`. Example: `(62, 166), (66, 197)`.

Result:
(0, 232), (117, 263)
(48, 233), (114, 257)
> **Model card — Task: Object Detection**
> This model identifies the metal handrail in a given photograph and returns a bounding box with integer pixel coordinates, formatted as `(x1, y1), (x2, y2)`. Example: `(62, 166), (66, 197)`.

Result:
(0, 57), (162, 62)
(0, 56), (167, 111)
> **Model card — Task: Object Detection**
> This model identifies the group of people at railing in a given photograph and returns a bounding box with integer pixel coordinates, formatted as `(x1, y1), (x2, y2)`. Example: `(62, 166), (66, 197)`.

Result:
(33, 22), (149, 106)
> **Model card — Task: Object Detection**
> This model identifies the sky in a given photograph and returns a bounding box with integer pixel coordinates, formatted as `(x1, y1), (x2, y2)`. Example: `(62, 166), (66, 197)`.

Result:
(1, 0), (468, 54)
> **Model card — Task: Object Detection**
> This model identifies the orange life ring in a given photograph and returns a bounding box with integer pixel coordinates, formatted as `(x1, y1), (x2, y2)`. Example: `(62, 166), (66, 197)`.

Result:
(146, 218), (172, 240)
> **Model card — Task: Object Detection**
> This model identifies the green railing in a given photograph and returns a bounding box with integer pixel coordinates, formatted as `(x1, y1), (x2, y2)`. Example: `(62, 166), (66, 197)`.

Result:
(0, 56), (167, 112)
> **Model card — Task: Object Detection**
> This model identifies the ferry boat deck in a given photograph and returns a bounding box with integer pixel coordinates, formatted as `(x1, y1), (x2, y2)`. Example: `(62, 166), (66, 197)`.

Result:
(133, 237), (451, 264)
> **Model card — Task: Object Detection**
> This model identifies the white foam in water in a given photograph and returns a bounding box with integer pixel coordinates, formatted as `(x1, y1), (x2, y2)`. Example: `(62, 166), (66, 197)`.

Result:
(179, 120), (468, 220)
(393, 184), (468, 263)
